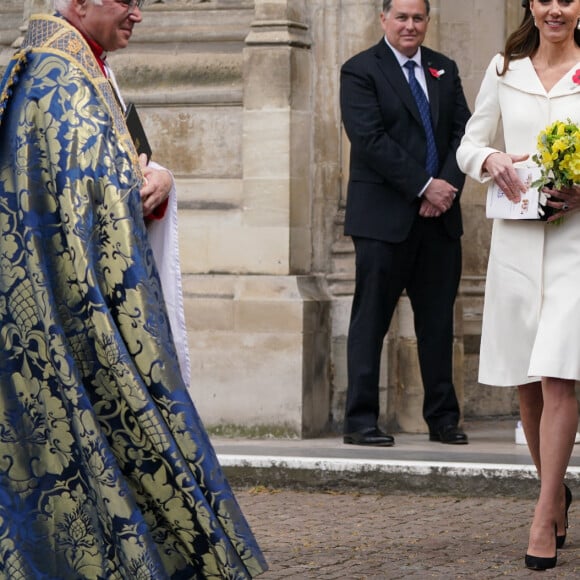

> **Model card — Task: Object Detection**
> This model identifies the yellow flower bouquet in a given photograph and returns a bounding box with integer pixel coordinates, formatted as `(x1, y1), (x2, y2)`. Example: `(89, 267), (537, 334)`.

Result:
(533, 119), (580, 186)
(532, 119), (580, 221)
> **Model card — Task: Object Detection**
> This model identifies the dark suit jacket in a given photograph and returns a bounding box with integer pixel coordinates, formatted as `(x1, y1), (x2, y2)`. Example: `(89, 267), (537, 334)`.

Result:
(340, 39), (471, 243)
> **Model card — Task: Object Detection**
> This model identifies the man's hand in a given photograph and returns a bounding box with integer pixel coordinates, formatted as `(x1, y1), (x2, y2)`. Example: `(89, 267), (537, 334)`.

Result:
(423, 178), (458, 213)
(139, 154), (172, 217)
(419, 198), (443, 218)
(483, 152), (529, 203)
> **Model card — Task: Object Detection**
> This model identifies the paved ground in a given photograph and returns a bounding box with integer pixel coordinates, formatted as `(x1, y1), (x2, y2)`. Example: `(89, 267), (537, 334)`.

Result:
(236, 488), (580, 579)
(212, 420), (580, 578)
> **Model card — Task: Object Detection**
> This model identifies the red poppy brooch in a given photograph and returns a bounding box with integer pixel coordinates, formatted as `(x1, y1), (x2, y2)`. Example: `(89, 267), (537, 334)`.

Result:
(429, 67), (445, 79)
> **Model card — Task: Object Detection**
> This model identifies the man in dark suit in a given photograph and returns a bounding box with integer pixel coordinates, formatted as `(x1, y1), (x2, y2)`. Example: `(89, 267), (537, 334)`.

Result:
(341, 0), (471, 446)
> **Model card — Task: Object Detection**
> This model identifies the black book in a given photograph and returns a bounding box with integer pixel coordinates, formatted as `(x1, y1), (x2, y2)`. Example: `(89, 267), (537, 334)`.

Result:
(124, 102), (152, 162)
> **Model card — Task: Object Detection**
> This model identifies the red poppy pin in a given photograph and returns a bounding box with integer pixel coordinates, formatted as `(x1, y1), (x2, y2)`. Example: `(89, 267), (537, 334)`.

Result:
(429, 67), (445, 79)
(573, 69), (580, 86)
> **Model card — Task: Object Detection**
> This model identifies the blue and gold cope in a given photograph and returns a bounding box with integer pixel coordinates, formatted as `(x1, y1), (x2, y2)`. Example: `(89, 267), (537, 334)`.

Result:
(0, 13), (267, 579)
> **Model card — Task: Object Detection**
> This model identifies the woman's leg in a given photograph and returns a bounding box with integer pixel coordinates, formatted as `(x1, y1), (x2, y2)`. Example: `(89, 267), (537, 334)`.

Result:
(518, 382), (543, 474)
(527, 377), (578, 558)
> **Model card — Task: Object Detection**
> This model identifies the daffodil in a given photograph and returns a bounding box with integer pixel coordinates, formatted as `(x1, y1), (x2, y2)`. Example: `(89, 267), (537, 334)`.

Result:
(533, 118), (580, 190)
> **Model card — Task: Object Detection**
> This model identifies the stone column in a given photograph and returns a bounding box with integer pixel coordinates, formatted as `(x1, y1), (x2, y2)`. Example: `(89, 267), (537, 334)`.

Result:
(243, 0), (312, 275)
(181, 0), (332, 437)
(229, 0), (330, 437)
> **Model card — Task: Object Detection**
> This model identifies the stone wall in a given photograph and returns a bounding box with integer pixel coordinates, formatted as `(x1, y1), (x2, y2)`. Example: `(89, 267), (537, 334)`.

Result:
(0, 0), (527, 437)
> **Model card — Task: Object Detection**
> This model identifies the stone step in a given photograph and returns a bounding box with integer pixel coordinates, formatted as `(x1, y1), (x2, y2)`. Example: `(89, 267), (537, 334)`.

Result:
(212, 419), (580, 498)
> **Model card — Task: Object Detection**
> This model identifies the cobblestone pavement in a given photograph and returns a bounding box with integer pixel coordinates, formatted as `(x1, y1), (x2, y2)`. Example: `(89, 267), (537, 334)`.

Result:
(235, 487), (580, 579)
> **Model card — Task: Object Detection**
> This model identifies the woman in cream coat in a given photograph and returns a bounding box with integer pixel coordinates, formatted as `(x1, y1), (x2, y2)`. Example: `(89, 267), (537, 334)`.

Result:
(457, 0), (580, 571)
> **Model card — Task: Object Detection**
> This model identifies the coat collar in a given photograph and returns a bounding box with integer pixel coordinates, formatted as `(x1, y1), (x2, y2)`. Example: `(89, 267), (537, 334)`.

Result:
(501, 56), (580, 98)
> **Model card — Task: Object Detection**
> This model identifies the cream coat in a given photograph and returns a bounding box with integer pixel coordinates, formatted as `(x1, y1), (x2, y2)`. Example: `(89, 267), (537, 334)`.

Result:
(457, 54), (580, 386)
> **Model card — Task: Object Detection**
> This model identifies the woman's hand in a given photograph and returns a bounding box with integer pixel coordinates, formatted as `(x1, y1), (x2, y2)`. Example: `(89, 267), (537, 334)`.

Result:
(483, 152), (529, 203)
(139, 154), (172, 217)
(545, 184), (580, 223)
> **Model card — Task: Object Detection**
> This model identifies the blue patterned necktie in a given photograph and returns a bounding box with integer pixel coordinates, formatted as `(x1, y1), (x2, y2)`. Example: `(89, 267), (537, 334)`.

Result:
(404, 60), (439, 176)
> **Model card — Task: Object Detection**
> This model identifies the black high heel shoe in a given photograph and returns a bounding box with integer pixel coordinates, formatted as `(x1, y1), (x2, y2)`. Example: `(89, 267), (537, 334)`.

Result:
(525, 552), (557, 571)
(525, 526), (557, 571)
(556, 484), (572, 549)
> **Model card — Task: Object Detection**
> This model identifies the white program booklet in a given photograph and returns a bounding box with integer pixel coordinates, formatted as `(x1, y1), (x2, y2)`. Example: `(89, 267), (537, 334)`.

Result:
(486, 165), (544, 220)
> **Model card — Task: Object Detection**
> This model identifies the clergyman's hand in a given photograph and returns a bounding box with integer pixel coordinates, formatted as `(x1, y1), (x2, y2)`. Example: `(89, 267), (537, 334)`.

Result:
(139, 153), (172, 217)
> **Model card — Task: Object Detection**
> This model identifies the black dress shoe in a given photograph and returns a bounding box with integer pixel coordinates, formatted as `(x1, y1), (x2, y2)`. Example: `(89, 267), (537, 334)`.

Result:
(429, 425), (468, 445)
(343, 428), (395, 447)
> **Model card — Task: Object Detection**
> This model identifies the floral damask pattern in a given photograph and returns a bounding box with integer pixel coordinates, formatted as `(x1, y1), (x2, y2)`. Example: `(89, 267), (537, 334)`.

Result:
(0, 14), (266, 579)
